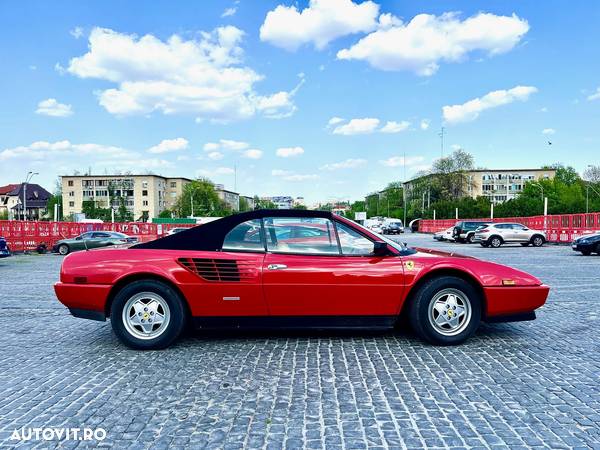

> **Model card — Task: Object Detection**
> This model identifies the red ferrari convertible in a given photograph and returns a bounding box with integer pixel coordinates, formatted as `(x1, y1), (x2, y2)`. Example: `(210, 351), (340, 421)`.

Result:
(54, 210), (549, 349)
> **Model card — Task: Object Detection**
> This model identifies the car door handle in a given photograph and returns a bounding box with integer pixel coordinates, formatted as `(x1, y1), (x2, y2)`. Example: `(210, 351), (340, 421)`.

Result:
(267, 264), (287, 270)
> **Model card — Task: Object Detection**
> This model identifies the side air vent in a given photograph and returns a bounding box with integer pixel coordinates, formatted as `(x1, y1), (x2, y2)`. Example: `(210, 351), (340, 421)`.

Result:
(178, 258), (254, 282)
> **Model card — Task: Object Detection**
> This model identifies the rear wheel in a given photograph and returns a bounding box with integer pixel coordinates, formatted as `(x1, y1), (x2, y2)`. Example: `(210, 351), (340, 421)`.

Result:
(408, 276), (481, 345)
(489, 236), (502, 248)
(110, 279), (187, 350)
(466, 234), (474, 244)
(58, 244), (70, 255)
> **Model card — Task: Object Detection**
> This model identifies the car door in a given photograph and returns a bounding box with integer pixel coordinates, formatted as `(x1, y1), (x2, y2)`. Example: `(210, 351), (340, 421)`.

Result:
(90, 232), (112, 248)
(510, 224), (529, 241)
(180, 219), (269, 317)
(262, 217), (404, 317)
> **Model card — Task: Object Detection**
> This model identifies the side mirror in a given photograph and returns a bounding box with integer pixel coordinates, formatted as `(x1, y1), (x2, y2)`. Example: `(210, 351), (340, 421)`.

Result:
(373, 241), (388, 256)
(75, 236), (82, 240)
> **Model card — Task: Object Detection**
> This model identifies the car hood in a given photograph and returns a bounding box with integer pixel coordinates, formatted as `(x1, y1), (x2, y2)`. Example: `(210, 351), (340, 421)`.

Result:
(413, 247), (475, 259)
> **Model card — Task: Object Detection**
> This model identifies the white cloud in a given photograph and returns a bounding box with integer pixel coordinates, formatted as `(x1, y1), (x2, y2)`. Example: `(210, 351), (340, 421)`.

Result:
(284, 173), (318, 181)
(542, 128), (556, 135)
(379, 155), (425, 167)
(420, 119), (430, 130)
(35, 98), (73, 117)
(271, 169), (292, 176)
(147, 137), (189, 154)
(327, 116), (345, 127)
(276, 146), (304, 157)
(587, 87), (600, 101)
(330, 117), (410, 135)
(242, 149), (263, 159)
(70, 27), (84, 39)
(333, 118), (380, 135)
(222, 7), (237, 17)
(380, 120), (410, 133)
(337, 12), (529, 75)
(442, 85), (537, 124)
(320, 158), (367, 171)
(207, 151), (224, 160)
(203, 139), (249, 151)
(260, 0), (379, 51)
(215, 167), (235, 175)
(66, 27), (298, 121)
(255, 78), (304, 119)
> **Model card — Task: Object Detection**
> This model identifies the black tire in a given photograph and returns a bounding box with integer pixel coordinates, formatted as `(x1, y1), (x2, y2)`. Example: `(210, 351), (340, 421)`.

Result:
(58, 244), (70, 255)
(596, 244), (600, 255)
(489, 236), (502, 248)
(581, 250), (591, 256)
(520, 243), (530, 247)
(466, 234), (474, 244)
(408, 276), (481, 345)
(531, 235), (545, 247)
(480, 242), (489, 247)
(110, 279), (187, 350)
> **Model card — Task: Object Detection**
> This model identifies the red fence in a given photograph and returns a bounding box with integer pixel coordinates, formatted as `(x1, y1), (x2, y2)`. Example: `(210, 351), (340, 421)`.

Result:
(419, 213), (600, 243)
(0, 221), (196, 252)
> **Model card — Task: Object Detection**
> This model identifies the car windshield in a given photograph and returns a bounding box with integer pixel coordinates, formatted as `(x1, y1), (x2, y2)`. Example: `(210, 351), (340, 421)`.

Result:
(345, 220), (409, 253)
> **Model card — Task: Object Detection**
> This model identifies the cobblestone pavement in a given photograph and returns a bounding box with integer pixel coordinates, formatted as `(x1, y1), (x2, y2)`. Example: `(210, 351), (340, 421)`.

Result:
(0, 234), (599, 449)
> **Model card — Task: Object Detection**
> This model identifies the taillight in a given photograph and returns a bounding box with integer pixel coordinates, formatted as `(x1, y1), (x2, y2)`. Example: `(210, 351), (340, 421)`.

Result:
(479, 228), (489, 233)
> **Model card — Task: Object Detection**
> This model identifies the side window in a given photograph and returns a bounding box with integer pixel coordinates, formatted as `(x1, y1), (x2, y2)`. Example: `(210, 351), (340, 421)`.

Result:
(264, 217), (339, 255)
(92, 232), (110, 238)
(336, 222), (374, 255)
(222, 219), (264, 252)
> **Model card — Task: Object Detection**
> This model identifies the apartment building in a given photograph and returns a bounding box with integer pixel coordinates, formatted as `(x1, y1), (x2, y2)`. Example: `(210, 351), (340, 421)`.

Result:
(61, 175), (191, 221)
(214, 185), (240, 211)
(403, 168), (556, 205)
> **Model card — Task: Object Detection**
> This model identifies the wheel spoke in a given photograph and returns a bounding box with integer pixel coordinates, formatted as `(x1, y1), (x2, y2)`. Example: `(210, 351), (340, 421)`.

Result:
(152, 312), (165, 325)
(435, 314), (448, 327)
(140, 322), (154, 334)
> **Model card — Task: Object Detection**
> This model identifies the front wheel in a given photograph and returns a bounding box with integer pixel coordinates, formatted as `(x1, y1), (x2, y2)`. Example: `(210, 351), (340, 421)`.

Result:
(581, 250), (592, 256)
(110, 279), (187, 350)
(531, 236), (545, 247)
(408, 276), (481, 345)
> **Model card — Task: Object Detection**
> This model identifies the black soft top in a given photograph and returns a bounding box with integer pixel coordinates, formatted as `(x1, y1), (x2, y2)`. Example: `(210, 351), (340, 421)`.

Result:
(132, 209), (335, 251)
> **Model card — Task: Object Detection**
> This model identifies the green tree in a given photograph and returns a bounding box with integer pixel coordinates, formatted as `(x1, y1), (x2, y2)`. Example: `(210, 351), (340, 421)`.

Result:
(253, 196), (277, 209)
(239, 196), (251, 212)
(174, 179), (228, 217)
(158, 209), (173, 218)
(292, 204), (307, 210)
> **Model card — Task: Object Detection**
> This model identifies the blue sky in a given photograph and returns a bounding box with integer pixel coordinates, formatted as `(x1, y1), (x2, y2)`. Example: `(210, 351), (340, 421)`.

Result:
(1, 0), (599, 204)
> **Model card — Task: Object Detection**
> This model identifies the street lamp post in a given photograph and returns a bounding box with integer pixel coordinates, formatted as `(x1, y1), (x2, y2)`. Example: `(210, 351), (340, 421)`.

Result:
(23, 171), (38, 221)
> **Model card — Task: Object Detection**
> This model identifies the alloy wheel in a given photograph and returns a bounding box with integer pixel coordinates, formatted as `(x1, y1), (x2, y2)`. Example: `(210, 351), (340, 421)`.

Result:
(428, 288), (472, 336)
(122, 292), (171, 340)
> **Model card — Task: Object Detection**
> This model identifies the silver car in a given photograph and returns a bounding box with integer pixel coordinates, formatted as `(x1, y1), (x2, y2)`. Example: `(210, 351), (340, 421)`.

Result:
(473, 223), (546, 248)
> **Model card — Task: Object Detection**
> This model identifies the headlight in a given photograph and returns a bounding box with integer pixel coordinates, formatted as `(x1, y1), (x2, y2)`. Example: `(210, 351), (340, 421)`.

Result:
(580, 239), (589, 243)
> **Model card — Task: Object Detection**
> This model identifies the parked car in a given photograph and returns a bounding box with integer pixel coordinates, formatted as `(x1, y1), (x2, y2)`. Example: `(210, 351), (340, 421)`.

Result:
(571, 233), (600, 255)
(53, 231), (138, 255)
(382, 221), (404, 235)
(167, 227), (191, 236)
(434, 227), (456, 242)
(452, 221), (491, 243)
(474, 223), (546, 248)
(54, 209), (549, 350)
(0, 236), (11, 258)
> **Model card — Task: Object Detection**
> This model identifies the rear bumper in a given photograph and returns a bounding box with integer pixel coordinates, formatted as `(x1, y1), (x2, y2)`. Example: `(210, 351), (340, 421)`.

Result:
(484, 284), (549, 318)
(54, 282), (111, 320)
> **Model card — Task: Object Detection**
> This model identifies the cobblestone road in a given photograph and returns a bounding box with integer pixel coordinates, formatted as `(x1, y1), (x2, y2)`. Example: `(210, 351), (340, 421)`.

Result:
(0, 234), (599, 449)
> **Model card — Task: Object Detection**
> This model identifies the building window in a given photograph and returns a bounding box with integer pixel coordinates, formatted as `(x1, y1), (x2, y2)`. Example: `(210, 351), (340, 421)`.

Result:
(142, 181), (148, 188)
(69, 201), (74, 207)
(69, 191), (75, 197)
(68, 180), (74, 187)
(142, 190), (148, 196)
(143, 200), (148, 206)
(170, 182), (177, 188)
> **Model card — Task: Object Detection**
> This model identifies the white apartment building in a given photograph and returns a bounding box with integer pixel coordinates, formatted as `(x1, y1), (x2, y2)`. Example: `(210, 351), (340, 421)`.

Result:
(61, 175), (191, 221)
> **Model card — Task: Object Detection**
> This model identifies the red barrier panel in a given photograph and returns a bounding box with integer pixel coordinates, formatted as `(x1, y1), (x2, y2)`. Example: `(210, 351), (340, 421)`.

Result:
(419, 213), (600, 244)
(0, 221), (196, 252)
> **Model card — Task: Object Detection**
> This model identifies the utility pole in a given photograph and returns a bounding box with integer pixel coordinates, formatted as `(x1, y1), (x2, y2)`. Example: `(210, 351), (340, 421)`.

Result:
(438, 127), (445, 158)
(234, 164), (237, 192)
(403, 152), (407, 228)
(23, 171), (38, 221)
(190, 192), (194, 217)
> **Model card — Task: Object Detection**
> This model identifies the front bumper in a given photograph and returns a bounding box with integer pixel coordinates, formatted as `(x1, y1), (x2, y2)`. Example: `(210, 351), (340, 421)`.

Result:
(484, 284), (549, 318)
(54, 282), (111, 320)
(572, 242), (594, 252)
